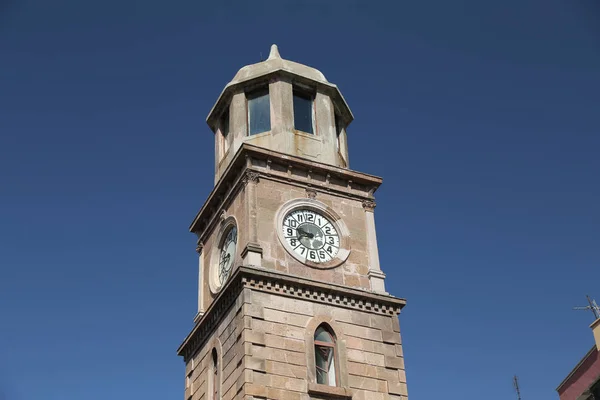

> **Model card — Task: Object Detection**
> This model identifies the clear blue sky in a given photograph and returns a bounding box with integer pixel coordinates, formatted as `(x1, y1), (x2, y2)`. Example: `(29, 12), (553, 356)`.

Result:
(1, 1), (599, 399)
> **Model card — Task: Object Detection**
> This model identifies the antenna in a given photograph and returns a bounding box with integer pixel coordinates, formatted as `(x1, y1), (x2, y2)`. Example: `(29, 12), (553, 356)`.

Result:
(513, 375), (522, 400)
(573, 295), (600, 320)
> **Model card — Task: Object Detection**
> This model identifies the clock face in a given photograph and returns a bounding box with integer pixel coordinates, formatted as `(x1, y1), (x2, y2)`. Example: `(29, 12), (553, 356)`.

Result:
(218, 226), (237, 285)
(282, 209), (340, 264)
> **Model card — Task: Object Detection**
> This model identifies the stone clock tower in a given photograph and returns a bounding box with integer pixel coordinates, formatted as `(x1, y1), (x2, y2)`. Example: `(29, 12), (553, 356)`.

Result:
(177, 45), (408, 400)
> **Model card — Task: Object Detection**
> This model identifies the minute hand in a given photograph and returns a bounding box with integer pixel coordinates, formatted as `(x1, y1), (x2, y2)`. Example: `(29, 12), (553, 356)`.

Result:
(297, 227), (314, 239)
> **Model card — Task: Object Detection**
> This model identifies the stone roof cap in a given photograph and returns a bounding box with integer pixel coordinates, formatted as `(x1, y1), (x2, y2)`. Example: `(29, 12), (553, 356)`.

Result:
(230, 44), (328, 85)
(206, 44), (353, 131)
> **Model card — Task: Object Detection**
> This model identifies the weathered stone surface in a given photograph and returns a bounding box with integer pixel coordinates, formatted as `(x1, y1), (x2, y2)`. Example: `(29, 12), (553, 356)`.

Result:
(180, 46), (408, 400)
(388, 381), (409, 396)
(385, 355), (405, 370)
(182, 268), (408, 399)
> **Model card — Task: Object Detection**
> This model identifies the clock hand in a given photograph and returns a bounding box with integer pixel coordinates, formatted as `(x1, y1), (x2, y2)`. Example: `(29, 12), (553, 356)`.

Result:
(297, 227), (314, 239)
(222, 253), (231, 269)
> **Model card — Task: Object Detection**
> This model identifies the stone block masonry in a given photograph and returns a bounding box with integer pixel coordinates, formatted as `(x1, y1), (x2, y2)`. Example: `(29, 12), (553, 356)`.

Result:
(179, 266), (407, 400)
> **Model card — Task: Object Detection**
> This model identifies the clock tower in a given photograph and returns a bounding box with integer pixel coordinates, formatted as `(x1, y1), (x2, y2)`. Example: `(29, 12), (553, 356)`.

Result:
(177, 45), (408, 400)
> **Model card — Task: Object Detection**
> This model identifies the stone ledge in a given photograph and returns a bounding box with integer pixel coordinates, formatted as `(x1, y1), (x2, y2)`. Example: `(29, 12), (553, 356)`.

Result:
(193, 311), (204, 324)
(178, 265), (406, 362)
(241, 242), (263, 258)
(240, 266), (406, 316)
(308, 382), (353, 399)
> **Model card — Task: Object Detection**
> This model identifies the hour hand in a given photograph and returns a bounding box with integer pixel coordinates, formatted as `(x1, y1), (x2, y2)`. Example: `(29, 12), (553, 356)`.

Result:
(222, 253), (231, 267)
(297, 227), (314, 239)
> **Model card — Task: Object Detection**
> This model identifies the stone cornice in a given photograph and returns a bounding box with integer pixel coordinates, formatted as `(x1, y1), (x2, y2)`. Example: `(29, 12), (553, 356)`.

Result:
(189, 144), (382, 239)
(177, 265), (406, 362)
(362, 199), (376, 211)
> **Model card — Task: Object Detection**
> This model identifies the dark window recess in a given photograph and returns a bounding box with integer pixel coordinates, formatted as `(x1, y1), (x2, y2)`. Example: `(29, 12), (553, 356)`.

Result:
(293, 91), (314, 134)
(221, 107), (229, 138)
(212, 349), (218, 400)
(247, 88), (271, 135)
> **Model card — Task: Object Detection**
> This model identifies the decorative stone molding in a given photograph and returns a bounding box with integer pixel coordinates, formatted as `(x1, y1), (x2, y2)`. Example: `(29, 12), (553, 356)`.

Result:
(248, 170), (260, 183)
(241, 242), (263, 258)
(368, 269), (387, 294)
(306, 188), (317, 199)
(195, 240), (204, 254)
(242, 274), (399, 315)
(189, 144), (383, 244)
(241, 242), (263, 267)
(177, 265), (405, 362)
(193, 310), (204, 324)
(362, 199), (376, 211)
(178, 273), (242, 361)
(242, 170), (260, 186)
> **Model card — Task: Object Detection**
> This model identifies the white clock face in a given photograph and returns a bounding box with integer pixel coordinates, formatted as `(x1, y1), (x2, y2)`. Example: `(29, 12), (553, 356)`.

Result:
(218, 226), (237, 285)
(282, 209), (340, 264)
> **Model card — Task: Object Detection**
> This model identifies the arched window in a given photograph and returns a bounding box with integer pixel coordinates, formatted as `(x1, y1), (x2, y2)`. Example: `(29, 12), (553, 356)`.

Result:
(314, 325), (337, 386)
(211, 348), (219, 400)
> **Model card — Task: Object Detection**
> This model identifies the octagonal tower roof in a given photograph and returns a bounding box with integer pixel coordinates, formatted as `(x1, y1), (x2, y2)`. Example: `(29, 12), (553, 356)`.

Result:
(206, 45), (353, 131)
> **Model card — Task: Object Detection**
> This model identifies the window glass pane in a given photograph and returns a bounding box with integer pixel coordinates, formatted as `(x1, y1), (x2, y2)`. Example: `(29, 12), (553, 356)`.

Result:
(315, 345), (332, 385)
(315, 326), (333, 343)
(248, 89), (271, 135)
(328, 353), (336, 386)
(293, 92), (313, 134)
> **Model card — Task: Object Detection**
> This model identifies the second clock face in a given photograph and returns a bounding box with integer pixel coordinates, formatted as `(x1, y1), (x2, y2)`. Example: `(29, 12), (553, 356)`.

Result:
(282, 209), (340, 264)
(218, 225), (237, 285)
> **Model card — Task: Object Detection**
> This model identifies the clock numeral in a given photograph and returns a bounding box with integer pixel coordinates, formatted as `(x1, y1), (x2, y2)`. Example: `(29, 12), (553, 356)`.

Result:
(284, 209), (342, 263)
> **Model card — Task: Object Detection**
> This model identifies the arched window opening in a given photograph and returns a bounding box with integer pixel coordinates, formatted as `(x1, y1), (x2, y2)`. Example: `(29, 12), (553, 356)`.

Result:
(211, 348), (219, 400)
(314, 325), (337, 386)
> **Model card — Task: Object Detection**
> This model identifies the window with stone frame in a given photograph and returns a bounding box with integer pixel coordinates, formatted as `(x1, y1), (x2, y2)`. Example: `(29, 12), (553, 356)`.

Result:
(210, 348), (219, 400)
(247, 87), (271, 135)
(293, 88), (315, 134)
(220, 106), (230, 156)
(314, 324), (338, 386)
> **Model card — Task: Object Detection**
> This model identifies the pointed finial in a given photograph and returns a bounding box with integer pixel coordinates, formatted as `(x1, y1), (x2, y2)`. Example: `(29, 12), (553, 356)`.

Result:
(268, 44), (281, 60)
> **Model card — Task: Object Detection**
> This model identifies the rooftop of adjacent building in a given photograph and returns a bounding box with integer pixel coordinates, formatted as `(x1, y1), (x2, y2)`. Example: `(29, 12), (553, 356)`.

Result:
(556, 318), (600, 400)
